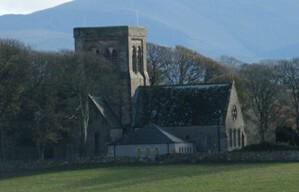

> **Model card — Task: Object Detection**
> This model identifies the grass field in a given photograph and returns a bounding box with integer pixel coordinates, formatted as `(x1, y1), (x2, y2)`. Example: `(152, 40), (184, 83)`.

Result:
(0, 163), (299, 192)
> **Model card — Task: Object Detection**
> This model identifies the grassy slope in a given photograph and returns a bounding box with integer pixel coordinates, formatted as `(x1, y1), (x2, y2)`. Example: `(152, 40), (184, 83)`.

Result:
(0, 163), (299, 192)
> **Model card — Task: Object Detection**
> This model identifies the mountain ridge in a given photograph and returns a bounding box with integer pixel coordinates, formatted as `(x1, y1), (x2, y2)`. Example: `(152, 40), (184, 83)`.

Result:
(0, 0), (298, 62)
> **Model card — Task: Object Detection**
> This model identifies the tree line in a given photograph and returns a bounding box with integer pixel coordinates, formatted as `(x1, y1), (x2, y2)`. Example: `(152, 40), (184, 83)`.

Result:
(0, 39), (298, 160)
(0, 39), (119, 160)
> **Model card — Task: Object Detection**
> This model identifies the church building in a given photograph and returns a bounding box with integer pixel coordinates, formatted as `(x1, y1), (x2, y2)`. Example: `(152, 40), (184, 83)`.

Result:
(73, 26), (247, 158)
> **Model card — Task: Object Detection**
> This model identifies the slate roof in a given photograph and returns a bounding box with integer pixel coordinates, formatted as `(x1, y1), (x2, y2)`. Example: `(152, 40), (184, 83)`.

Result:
(134, 83), (232, 127)
(111, 124), (186, 145)
(89, 95), (121, 128)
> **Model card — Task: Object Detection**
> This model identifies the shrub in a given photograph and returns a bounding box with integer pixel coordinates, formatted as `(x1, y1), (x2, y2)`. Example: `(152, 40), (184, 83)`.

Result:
(239, 142), (298, 152)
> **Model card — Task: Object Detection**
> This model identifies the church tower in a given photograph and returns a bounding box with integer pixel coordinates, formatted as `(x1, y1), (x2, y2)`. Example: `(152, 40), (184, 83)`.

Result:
(73, 26), (149, 128)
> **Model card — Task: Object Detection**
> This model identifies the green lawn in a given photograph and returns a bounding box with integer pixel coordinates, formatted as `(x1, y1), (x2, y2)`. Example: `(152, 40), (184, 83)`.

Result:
(0, 163), (299, 192)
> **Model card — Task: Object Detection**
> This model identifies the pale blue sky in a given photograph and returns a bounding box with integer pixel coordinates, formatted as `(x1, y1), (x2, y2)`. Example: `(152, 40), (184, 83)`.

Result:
(0, 0), (72, 15)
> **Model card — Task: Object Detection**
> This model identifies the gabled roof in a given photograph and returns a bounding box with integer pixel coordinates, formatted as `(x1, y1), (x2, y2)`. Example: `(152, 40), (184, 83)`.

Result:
(89, 95), (121, 128)
(134, 83), (232, 127)
(111, 124), (186, 145)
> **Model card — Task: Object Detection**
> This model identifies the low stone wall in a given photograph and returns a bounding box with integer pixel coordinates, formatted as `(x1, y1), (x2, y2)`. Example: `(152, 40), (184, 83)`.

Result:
(220, 151), (299, 162)
(1, 151), (299, 176)
(203, 151), (299, 162)
(0, 158), (115, 177)
(0, 157), (158, 176)
(160, 151), (299, 163)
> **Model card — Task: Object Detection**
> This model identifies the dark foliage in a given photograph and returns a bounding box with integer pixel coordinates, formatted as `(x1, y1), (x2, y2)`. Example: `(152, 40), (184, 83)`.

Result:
(276, 126), (299, 147)
(239, 142), (298, 152)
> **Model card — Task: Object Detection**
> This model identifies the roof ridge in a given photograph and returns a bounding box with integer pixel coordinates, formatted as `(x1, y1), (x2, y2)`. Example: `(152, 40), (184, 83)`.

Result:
(142, 82), (232, 89)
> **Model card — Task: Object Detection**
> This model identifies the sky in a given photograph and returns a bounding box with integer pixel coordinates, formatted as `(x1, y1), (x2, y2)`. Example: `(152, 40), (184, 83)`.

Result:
(0, 0), (73, 15)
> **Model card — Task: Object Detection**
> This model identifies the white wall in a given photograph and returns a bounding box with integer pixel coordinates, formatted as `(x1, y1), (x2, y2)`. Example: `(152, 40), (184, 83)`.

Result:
(172, 143), (194, 154)
(108, 143), (194, 158)
(108, 144), (168, 158)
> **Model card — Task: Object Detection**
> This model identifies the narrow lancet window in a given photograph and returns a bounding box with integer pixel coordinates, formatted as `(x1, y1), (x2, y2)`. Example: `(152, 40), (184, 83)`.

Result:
(132, 46), (138, 73)
(138, 46), (143, 73)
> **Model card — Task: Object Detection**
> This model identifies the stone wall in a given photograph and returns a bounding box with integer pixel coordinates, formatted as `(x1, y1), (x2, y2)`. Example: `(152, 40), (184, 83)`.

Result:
(200, 151), (299, 162)
(0, 158), (113, 177)
(2, 151), (299, 176)
(160, 151), (299, 163)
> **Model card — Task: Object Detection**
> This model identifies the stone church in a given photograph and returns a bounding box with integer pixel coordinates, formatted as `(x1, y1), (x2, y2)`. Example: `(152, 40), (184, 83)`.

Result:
(73, 26), (247, 158)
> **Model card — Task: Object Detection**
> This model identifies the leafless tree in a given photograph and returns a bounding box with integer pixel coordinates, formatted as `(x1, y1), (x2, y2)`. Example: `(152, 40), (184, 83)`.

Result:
(162, 46), (206, 85)
(241, 63), (281, 143)
(147, 43), (172, 85)
(277, 59), (299, 132)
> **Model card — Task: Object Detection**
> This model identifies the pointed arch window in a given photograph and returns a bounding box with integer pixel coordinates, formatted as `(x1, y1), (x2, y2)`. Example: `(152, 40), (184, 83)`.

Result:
(132, 46), (138, 73)
(233, 129), (237, 147)
(104, 47), (118, 63)
(137, 46), (143, 72)
(229, 129), (233, 147)
(237, 129), (241, 147)
(112, 49), (118, 57)
(242, 133), (245, 147)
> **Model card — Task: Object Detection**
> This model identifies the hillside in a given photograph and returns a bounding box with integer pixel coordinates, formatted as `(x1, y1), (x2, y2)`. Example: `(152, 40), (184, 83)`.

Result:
(0, 0), (299, 62)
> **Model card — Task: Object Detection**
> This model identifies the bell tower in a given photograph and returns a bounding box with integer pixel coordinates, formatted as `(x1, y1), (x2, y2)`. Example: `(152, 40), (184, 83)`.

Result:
(73, 26), (149, 128)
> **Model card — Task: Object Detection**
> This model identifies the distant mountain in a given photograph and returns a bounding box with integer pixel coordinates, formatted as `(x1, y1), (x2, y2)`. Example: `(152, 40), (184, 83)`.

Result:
(0, 0), (299, 62)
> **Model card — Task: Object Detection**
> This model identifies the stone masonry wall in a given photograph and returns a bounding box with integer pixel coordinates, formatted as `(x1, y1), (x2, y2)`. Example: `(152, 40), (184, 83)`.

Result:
(161, 151), (299, 163)
(2, 151), (299, 176)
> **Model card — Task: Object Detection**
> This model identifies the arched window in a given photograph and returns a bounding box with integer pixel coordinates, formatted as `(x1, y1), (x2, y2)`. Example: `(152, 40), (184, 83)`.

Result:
(132, 46), (138, 73)
(137, 46), (143, 72)
(229, 129), (233, 147)
(104, 48), (111, 57)
(104, 47), (118, 62)
(233, 129), (237, 147)
(112, 49), (118, 57)
(238, 129), (241, 147)
(242, 133), (245, 147)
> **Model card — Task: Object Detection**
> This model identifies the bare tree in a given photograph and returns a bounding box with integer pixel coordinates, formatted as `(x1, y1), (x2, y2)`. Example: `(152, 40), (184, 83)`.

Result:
(147, 43), (172, 85)
(162, 46), (206, 85)
(241, 63), (281, 143)
(147, 44), (227, 86)
(277, 59), (299, 132)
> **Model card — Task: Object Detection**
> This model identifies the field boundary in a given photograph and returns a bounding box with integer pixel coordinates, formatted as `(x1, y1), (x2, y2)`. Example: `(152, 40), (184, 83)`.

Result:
(1, 151), (299, 175)
(159, 151), (299, 163)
